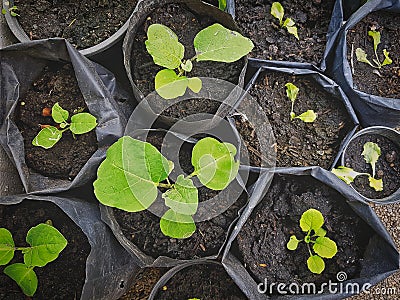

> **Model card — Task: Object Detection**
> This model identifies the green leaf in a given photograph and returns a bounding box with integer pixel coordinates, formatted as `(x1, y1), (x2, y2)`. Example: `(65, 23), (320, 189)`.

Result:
(271, 2), (284, 26)
(0, 228), (15, 265)
(295, 110), (317, 123)
(285, 82), (299, 102)
(2, 8), (7, 15)
(155, 69), (188, 100)
(286, 25), (299, 40)
(194, 23), (254, 63)
(145, 24), (184, 69)
(313, 237), (338, 258)
(307, 255), (325, 274)
(362, 142), (381, 177)
(181, 60), (193, 72)
(382, 49), (392, 66)
(23, 224), (67, 267)
(192, 137), (239, 190)
(187, 77), (202, 93)
(299, 209), (324, 232)
(331, 166), (369, 185)
(314, 227), (327, 237)
(355, 48), (375, 68)
(51, 103), (69, 124)
(4, 263), (38, 297)
(160, 209), (196, 239)
(368, 30), (381, 54)
(32, 126), (62, 149)
(94, 137), (173, 212)
(162, 175), (198, 215)
(283, 17), (294, 27)
(287, 235), (300, 250)
(369, 177), (383, 192)
(218, 0), (227, 10)
(69, 113), (97, 135)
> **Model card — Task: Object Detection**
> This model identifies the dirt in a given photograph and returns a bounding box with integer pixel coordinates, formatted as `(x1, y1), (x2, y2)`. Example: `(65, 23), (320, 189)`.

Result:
(130, 3), (245, 119)
(246, 71), (352, 168)
(14, 0), (138, 50)
(120, 268), (166, 300)
(16, 63), (98, 180)
(154, 264), (246, 300)
(343, 133), (400, 199)
(236, 175), (373, 295)
(0, 200), (90, 299)
(235, 0), (335, 65)
(347, 11), (400, 98)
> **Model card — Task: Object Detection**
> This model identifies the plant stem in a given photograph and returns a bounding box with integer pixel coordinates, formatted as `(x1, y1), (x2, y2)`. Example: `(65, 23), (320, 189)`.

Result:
(306, 243), (313, 257)
(158, 182), (174, 189)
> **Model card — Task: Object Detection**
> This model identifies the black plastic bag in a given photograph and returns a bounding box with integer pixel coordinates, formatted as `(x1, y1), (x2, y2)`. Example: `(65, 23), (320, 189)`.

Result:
(0, 38), (127, 194)
(222, 166), (400, 299)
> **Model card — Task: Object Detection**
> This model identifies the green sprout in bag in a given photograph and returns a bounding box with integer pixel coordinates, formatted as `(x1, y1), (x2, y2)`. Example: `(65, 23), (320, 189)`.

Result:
(285, 82), (317, 123)
(270, 2), (299, 40)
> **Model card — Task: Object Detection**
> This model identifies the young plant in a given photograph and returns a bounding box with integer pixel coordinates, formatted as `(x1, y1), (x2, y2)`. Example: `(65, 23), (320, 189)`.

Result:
(270, 2), (299, 40)
(287, 209), (338, 274)
(32, 102), (97, 149)
(218, 0), (227, 11)
(285, 82), (317, 123)
(94, 136), (239, 239)
(1, 5), (19, 17)
(145, 23), (253, 99)
(0, 223), (67, 296)
(332, 142), (383, 191)
(356, 29), (392, 69)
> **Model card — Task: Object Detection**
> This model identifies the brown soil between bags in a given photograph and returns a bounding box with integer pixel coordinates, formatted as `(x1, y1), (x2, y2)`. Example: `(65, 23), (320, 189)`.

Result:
(154, 264), (246, 300)
(16, 64), (98, 180)
(347, 11), (400, 98)
(0, 200), (90, 299)
(120, 268), (166, 300)
(236, 175), (373, 294)
(344, 133), (400, 199)
(235, 0), (335, 65)
(14, 0), (138, 50)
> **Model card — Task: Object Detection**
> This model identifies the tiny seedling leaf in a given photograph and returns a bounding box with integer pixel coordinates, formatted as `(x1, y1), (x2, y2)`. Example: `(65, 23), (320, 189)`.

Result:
(32, 126), (62, 149)
(0, 228), (15, 265)
(295, 110), (317, 123)
(271, 2), (284, 26)
(331, 166), (368, 185)
(283, 17), (295, 27)
(313, 237), (338, 258)
(314, 227), (327, 237)
(52, 103), (69, 124)
(299, 209), (324, 232)
(1, 8), (6, 15)
(160, 209), (196, 239)
(286, 25), (299, 40)
(362, 142), (381, 177)
(286, 235), (300, 250)
(194, 23), (254, 63)
(218, 0), (227, 10)
(187, 77), (202, 93)
(4, 263), (38, 297)
(145, 24), (184, 69)
(356, 48), (374, 67)
(162, 175), (198, 215)
(285, 82), (299, 102)
(181, 60), (193, 72)
(368, 30), (381, 54)
(307, 255), (325, 274)
(69, 113), (97, 135)
(369, 177), (383, 192)
(155, 69), (188, 99)
(382, 49), (392, 66)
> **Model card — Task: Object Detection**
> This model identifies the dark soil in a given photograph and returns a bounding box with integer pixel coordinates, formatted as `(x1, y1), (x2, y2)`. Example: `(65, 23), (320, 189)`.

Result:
(14, 0), (138, 50)
(113, 131), (247, 260)
(247, 72), (352, 168)
(120, 268), (166, 300)
(130, 3), (245, 119)
(235, 0), (335, 65)
(154, 264), (246, 300)
(16, 64), (98, 180)
(347, 11), (400, 98)
(0, 200), (90, 299)
(343, 133), (400, 199)
(236, 175), (373, 294)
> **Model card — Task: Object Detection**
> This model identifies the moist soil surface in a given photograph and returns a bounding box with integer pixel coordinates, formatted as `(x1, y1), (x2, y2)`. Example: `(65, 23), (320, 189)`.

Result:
(235, 0), (335, 65)
(14, 0), (138, 50)
(16, 63), (97, 180)
(347, 11), (400, 98)
(154, 264), (246, 300)
(120, 268), (166, 300)
(0, 200), (90, 299)
(236, 175), (373, 294)
(247, 72), (353, 168)
(113, 131), (246, 260)
(130, 3), (245, 119)
(343, 133), (400, 199)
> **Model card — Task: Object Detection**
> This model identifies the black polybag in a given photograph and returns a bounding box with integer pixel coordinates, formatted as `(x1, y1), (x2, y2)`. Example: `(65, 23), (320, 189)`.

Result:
(222, 166), (400, 300)
(326, 0), (400, 128)
(0, 194), (138, 300)
(0, 38), (127, 194)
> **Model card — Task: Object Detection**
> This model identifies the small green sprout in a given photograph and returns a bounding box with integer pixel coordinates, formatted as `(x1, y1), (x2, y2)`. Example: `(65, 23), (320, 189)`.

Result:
(1, 5), (19, 17)
(0, 223), (67, 296)
(332, 142), (383, 192)
(94, 137), (239, 239)
(145, 23), (254, 99)
(285, 82), (317, 123)
(32, 102), (97, 149)
(356, 30), (392, 69)
(270, 2), (299, 40)
(218, 0), (227, 11)
(287, 209), (338, 274)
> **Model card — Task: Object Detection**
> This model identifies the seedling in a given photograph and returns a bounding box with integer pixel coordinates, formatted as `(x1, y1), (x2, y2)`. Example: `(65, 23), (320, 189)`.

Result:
(356, 29), (392, 69)
(287, 209), (338, 274)
(32, 102), (97, 149)
(1, 4), (19, 17)
(94, 137), (239, 239)
(332, 142), (383, 192)
(285, 82), (317, 123)
(270, 2), (299, 40)
(145, 23), (253, 99)
(0, 223), (67, 296)
(218, 0), (227, 10)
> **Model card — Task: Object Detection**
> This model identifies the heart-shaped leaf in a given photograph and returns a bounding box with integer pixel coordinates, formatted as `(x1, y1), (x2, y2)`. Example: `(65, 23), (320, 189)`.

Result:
(4, 263), (38, 296)
(0, 228), (15, 265)
(162, 175), (198, 215)
(160, 209), (196, 239)
(52, 103), (69, 123)
(299, 209), (324, 232)
(70, 113), (97, 135)
(307, 255), (325, 274)
(313, 237), (338, 258)
(32, 126), (62, 149)
(286, 235), (300, 251)
(155, 69), (188, 99)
